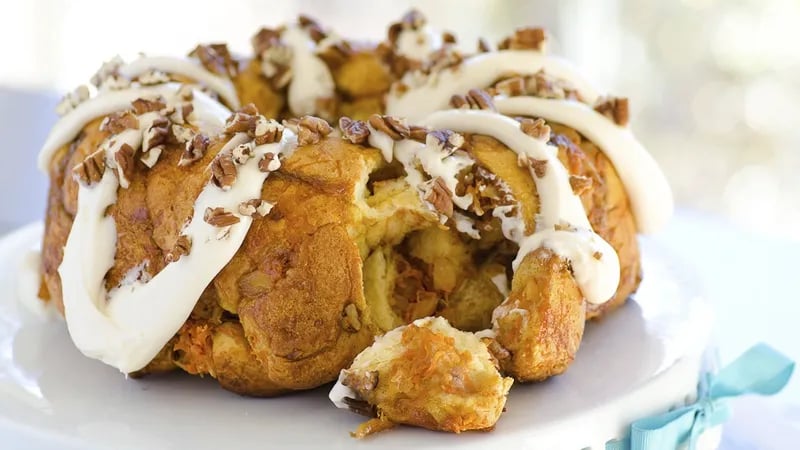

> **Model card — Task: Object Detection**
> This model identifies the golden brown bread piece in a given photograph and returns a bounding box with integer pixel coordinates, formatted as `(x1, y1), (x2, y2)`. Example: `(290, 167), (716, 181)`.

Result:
(340, 317), (513, 435)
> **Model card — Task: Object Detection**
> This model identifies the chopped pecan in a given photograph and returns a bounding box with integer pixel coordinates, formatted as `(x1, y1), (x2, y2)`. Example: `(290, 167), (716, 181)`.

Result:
(341, 303), (362, 332)
(494, 76), (526, 97)
(594, 96), (630, 126)
(367, 114), (409, 140)
(176, 84), (195, 101)
(190, 43), (238, 78)
(408, 125), (429, 143)
(254, 117), (284, 145)
(342, 396), (377, 418)
(72, 149), (106, 186)
(387, 9), (426, 45)
(143, 117), (170, 152)
(225, 112), (257, 135)
(424, 177), (454, 217)
(171, 124), (195, 144)
(140, 147), (162, 168)
(442, 31), (457, 44)
(165, 235), (192, 263)
(450, 88), (496, 111)
(179, 133), (210, 166)
(170, 102), (194, 125)
(251, 27), (283, 56)
(203, 207), (240, 227)
(554, 221), (576, 232)
(342, 369), (379, 393)
(231, 142), (255, 164)
(498, 27), (547, 51)
(259, 45), (293, 89)
(298, 14), (326, 42)
(519, 117), (551, 141)
(131, 97), (166, 115)
(210, 152), (237, 190)
(338, 117), (370, 144)
(593, 251), (603, 260)
(258, 152), (281, 173)
(238, 199), (273, 218)
(55, 85), (90, 116)
(100, 111), (140, 134)
(518, 154), (548, 178)
(525, 70), (580, 100)
(114, 143), (136, 188)
(296, 115), (333, 146)
(569, 175), (593, 196)
(426, 129), (464, 153)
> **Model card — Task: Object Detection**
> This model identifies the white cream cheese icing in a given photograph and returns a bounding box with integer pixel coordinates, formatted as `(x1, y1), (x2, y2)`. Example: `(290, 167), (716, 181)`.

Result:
(386, 50), (599, 120)
(421, 109), (620, 304)
(493, 96), (673, 233)
(59, 112), (296, 372)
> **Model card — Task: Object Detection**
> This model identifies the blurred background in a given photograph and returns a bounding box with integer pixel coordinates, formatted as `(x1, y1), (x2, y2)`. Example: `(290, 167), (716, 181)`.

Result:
(1, 0), (799, 239)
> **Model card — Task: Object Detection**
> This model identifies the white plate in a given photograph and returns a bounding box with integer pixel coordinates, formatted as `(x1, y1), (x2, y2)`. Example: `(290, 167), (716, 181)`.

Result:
(0, 223), (713, 450)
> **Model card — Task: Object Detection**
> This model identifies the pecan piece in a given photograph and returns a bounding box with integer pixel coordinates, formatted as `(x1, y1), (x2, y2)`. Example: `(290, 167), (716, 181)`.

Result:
(210, 152), (237, 190)
(426, 129), (464, 153)
(518, 153), (548, 178)
(179, 133), (210, 166)
(131, 97), (166, 115)
(296, 115), (333, 146)
(387, 9), (426, 45)
(238, 199), (273, 218)
(258, 152), (281, 173)
(165, 235), (192, 263)
(498, 27), (547, 51)
(203, 207), (240, 227)
(114, 143), (136, 188)
(143, 117), (170, 152)
(367, 114), (409, 140)
(450, 88), (496, 111)
(338, 117), (370, 145)
(341, 303), (362, 332)
(190, 43), (238, 78)
(72, 149), (106, 186)
(100, 111), (139, 134)
(424, 177), (454, 217)
(254, 117), (284, 145)
(519, 117), (551, 141)
(569, 175), (593, 196)
(494, 76), (526, 97)
(594, 96), (630, 126)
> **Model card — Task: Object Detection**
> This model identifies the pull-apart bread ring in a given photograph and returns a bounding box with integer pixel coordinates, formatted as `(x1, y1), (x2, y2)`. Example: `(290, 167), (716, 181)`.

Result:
(35, 9), (673, 437)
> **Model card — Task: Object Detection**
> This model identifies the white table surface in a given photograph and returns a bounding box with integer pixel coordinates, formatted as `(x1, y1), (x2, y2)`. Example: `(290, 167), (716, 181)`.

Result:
(1, 88), (797, 449)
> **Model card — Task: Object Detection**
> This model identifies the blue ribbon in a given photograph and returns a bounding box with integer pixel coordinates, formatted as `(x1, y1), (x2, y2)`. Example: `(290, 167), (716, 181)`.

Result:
(606, 343), (794, 450)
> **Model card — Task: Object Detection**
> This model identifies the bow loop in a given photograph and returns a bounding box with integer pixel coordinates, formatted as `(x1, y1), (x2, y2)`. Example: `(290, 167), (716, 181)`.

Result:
(606, 343), (794, 450)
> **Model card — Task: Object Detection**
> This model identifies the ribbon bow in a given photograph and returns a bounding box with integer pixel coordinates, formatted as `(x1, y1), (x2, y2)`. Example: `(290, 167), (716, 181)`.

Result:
(606, 343), (794, 450)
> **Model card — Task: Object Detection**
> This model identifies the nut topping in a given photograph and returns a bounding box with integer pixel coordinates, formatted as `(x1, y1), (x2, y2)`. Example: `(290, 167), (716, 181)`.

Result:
(519, 117), (551, 141)
(165, 235), (192, 263)
(296, 115), (333, 146)
(367, 114), (409, 140)
(100, 111), (139, 135)
(72, 149), (106, 186)
(258, 152), (281, 173)
(426, 129), (465, 153)
(171, 124), (195, 144)
(143, 117), (170, 153)
(477, 38), (491, 53)
(190, 44), (238, 78)
(424, 177), (454, 218)
(254, 117), (284, 145)
(493, 77), (526, 97)
(518, 153), (548, 178)
(594, 96), (630, 126)
(498, 27), (547, 51)
(203, 207), (240, 227)
(232, 142), (255, 164)
(138, 70), (170, 86)
(55, 85), (90, 116)
(569, 175), (593, 196)
(341, 303), (362, 332)
(387, 9), (426, 45)
(131, 97), (166, 115)
(210, 152), (237, 190)
(179, 133), (210, 166)
(238, 199), (273, 218)
(338, 117), (370, 145)
(114, 143), (136, 188)
(450, 88), (496, 111)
